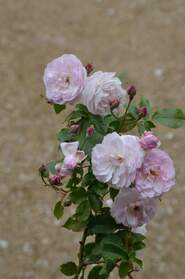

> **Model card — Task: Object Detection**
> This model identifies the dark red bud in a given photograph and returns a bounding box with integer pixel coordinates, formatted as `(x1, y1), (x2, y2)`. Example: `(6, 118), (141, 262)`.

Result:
(49, 175), (61, 185)
(127, 85), (136, 100)
(138, 106), (148, 117)
(70, 124), (80, 134)
(85, 63), (94, 75)
(87, 126), (95, 137)
(110, 98), (120, 110)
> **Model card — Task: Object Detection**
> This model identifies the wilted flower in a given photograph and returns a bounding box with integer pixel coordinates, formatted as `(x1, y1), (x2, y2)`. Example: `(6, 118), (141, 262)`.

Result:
(81, 71), (127, 115)
(136, 149), (175, 198)
(43, 54), (86, 105)
(111, 188), (157, 228)
(139, 131), (160, 150)
(60, 141), (86, 171)
(92, 132), (144, 189)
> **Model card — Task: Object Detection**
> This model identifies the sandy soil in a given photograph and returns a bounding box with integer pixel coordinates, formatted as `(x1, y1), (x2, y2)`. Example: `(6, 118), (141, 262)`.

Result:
(0, 0), (185, 278)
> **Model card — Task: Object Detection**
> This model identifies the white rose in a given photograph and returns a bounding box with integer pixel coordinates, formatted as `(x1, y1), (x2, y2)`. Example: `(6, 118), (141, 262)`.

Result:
(81, 71), (127, 115)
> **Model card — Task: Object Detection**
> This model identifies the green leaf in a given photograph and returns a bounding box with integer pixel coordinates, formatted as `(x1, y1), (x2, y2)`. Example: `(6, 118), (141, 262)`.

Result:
(84, 242), (102, 262)
(139, 97), (152, 115)
(133, 257), (143, 268)
(76, 200), (91, 221)
(82, 131), (104, 158)
(89, 115), (108, 135)
(47, 160), (59, 174)
(92, 182), (108, 196)
(88, 266), (107, 279)
(100, 234), (123, 248)
(128, 105), (139, 119)
(137, 119), (155, 135)
(88, 194), (103, 213)
(119, 262), (129, 278)
(60, 261), (77, 276)
(53, 104), (66, 114)
(70, 188), (87, 204)
(89, 215), (118, 234)
(109, 188), (119, 200)
(63, 215), (87, 232)
(53, 201), (64, 220)
(152, 108), (185, 128)
(101, 243), (128, 261)
(57, 128), (72, 142)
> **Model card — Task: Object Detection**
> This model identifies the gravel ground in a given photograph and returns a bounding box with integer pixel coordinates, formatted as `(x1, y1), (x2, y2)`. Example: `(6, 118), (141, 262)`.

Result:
(0, 0), (185, 278)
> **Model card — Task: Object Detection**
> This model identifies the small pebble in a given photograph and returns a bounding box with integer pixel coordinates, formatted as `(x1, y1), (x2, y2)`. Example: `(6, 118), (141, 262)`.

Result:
(0, 239), (9, 249)
(154, 68), (164, 79)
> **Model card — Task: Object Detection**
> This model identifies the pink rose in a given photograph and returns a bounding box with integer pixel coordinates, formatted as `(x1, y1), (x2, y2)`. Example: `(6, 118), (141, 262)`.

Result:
(139, 131), (160, 150)
(43, 54), (86, 105)
(111, 188), (156, 228)
(92, 133), (144, 189)
(136, 149), (175, 198)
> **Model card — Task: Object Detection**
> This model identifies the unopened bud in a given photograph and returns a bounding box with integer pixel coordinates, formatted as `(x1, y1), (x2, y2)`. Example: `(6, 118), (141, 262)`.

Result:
(110, 98), (120, 110)
(49, 175), (61, 185)
(127, 85), (136, 100)
(87, 126), (95, 137)
(85, 63), (94, 75)
(70, 124), (80, 134)
(138, 106), (148, 117)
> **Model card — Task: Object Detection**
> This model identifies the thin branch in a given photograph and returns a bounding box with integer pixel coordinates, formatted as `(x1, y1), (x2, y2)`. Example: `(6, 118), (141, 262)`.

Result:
(74, 228), (88, 279)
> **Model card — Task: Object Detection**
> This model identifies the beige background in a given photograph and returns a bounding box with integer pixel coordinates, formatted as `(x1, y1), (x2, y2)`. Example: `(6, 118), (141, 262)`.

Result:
(0, 0), (185, 278)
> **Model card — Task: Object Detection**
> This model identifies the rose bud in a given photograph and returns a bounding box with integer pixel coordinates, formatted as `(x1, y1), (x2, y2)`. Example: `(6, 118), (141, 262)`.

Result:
(109, 98), (120, 110)
(70, 124), (80, 134)
(85, 63), (94, 75)
(138, 106), (148, 117)
(139, 131), (161, 150)
(127, 85), (136, 100)
(49, 175), (61, 185)
(87, 126), (95, 137)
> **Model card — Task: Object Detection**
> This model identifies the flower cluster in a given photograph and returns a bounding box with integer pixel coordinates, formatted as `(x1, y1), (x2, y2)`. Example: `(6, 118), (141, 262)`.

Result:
(40, 54), (184, 279)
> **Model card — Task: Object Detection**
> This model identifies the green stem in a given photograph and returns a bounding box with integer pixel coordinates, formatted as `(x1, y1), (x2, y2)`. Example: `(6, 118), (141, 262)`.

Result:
(74, 228), (88, 279)
(122, 99), (132, 124)
(111, 110), (120, 120)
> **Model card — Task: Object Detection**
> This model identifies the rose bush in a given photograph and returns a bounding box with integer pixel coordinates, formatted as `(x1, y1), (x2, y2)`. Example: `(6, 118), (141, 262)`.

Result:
(39, 54), (185, 279)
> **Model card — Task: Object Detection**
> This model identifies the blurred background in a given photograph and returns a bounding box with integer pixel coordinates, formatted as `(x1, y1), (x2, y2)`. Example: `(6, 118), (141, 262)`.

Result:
(0, 0), (185, 278)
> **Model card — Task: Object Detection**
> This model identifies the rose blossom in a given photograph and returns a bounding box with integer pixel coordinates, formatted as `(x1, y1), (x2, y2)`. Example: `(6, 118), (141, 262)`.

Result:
(60, 141), (86, 171)
(111, 188), (157, 228)
(81, 71), (127, 115)
(139, 131), (160, 150)
(136, 149), (175, 198)
(91, 132), (144, 189)
(43, 54), (86, 104)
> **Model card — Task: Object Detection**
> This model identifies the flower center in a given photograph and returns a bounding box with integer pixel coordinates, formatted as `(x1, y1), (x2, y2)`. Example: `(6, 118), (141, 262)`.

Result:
(128, 203), (143, 217)
(64, 76), (70, 87)
(110, 154), (124, 165)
